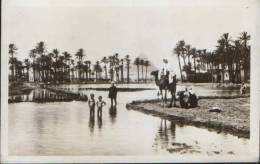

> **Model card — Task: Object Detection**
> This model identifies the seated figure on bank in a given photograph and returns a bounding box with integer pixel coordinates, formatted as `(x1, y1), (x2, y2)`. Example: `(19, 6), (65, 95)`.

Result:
(177, 88), (198, 109)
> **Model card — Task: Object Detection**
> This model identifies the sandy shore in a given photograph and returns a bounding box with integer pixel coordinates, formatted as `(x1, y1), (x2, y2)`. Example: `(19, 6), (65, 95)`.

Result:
(126, 96), (250, 138)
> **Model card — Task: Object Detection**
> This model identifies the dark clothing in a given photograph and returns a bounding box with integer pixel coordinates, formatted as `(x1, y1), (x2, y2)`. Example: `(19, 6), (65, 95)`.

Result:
(109, 86), (117, 106)
(88, 99), (95, 116)
(108, 86), (117, 98)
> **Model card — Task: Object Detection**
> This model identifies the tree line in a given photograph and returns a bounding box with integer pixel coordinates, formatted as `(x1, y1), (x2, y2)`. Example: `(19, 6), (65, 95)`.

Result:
(173, 32), (250, 83)
(8, 42), (151, 84)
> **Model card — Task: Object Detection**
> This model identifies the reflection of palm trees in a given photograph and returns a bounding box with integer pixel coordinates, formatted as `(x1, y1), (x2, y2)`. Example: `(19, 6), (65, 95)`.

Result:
(109, 105), (117, 124)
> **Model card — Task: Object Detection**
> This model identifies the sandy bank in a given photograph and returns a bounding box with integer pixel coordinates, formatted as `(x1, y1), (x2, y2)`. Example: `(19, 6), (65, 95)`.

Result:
(126, 96), (250, 138)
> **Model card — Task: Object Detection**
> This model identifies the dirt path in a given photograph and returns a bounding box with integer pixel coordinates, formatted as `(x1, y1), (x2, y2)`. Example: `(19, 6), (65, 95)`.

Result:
(126, 97), (250, 138)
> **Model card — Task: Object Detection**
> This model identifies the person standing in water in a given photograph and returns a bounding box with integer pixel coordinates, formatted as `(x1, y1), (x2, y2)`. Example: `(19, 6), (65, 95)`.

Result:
(108, 82), (118, 106)
(96, 96), (106, 117)
(240, 82), (247, 94)
(88, 93), (95, 116)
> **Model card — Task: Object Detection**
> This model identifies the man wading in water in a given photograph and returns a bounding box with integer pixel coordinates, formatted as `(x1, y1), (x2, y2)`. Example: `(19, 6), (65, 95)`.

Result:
(108, 82), (118, 106)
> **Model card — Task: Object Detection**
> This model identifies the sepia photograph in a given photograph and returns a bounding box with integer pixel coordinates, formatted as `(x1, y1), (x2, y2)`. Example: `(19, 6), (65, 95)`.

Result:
(1, 0), (259, 163)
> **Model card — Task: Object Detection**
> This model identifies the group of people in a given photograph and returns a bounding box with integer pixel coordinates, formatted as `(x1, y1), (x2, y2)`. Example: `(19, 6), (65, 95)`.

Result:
(87, 82), (118, 118)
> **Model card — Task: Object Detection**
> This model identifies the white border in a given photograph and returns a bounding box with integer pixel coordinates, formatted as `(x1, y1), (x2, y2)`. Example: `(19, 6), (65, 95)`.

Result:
(1, 0), (259, 163)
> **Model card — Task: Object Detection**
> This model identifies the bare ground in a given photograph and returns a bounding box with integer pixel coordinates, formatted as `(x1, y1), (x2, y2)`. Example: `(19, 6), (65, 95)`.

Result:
(126, 97), (250, 138)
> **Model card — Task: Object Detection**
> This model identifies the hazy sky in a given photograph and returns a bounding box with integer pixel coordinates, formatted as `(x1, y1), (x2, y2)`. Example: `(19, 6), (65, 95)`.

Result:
(2, 0), (258, 75)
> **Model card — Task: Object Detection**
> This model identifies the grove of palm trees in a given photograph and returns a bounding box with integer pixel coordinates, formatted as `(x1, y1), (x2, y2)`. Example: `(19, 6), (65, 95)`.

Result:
(174, 32), (250, 83)
(8, 41), (152, 84)
(8, 32), (250, 85)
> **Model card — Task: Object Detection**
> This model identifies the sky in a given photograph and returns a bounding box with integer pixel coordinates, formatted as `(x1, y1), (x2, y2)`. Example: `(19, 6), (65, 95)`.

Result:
(2, 0), (259, 76)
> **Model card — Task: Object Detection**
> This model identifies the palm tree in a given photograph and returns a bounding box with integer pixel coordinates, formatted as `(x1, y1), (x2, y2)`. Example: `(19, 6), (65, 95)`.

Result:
(57, 55), (65, 82)
(140, 59), (144, 81)
(75, 48), (85, 81)
(173, 44), (183, 82)
(9, 43), (18, 82)
(93, 61), (102, 81)
(196, 49), (202, 73)
(201, 49), (207, 71)
(239, 31), (250, 48)
(108, 56), (114, 81)
(113, 53), (120, 81)
(24, 59), (30, 82)
(63, 51), (72, 82)
(185, 44), (191, 65)
(134, 57), (140, 82)
(190, 48), (197, 73)
(44, 54), (53, 81)
(35, 41), (47, 82)
(52, 49), (59, 82)
(120, 59), (124, 82)
(221, 33), (234, 82)
(101, 57), (109, 80)
(178, 40), (186, 66)
(144, 60), (150, 82)
(70, 59), (75, 82)
(86, 60), (91, 80)
(233, 40), (242, 82)
(13, 58), (23, 81)
(239, 31), (251, 82)
(125, 54), (131, 83)
(29, 49), (37, 82)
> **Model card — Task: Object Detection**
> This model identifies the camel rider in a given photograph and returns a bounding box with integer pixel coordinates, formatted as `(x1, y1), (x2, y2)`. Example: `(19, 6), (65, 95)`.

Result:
(160, 59), (169, 76)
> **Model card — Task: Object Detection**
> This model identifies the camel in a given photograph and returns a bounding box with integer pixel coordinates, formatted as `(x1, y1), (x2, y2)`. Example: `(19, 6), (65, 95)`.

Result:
(151, 70), (177, 107)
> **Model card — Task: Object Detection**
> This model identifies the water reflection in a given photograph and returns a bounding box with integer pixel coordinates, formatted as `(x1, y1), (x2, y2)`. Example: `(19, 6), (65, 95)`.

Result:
(88, 113), (95, 134)
(109, 105), (117, 124)
(153, 119), (201, 154)
(154, 119), (172, 150)
(8, 84), (250, 156)
(9, 83), (244, 104)
(9, 89), (78, 103)
(98, 114), (102, 129)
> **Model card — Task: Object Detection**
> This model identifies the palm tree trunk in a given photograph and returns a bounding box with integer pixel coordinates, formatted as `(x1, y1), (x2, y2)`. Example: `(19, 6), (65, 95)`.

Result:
(11, 53), (14, 82)
(177, 55), (183, 82)
(127, 64), (130, 83)
(193, 57), (196, 73)
(105, 65), (107, 80)
(141, 66), (144, 81)
(145, 66), (148, 82)
(137, 65), (140, 82)
(121, 66), (124, 82)
(27, 68), (29, 82)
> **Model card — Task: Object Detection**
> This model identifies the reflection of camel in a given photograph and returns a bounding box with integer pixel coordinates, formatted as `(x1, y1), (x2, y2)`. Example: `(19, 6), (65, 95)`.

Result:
(153, 119), (177, 151)
(151, 70), (177, 107)
(170, 121), (176, 140)
(159, 119), (169, 147)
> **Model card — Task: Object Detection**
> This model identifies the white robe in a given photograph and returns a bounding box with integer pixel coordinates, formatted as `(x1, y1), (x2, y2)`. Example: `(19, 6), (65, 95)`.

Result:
(159, 64), (176, 83)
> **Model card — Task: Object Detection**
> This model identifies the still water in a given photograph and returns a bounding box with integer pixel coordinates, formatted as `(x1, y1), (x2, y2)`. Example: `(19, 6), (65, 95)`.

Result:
(8, 84), (249, 156)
